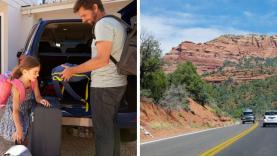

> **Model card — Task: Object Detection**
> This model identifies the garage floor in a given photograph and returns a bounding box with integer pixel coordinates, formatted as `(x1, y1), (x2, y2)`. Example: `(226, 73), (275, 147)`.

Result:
(61, 126), (136, 156)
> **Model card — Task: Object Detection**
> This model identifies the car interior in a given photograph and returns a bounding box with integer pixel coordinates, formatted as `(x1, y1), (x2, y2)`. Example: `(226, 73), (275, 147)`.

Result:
(37, 22), (93, 109)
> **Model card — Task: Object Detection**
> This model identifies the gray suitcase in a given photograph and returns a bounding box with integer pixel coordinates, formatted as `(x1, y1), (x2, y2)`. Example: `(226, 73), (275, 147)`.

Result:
(30, 101), (61, 156)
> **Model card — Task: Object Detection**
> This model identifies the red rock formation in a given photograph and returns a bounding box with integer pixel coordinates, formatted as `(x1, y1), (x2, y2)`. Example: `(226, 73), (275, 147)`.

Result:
(163, 34), (277, 75)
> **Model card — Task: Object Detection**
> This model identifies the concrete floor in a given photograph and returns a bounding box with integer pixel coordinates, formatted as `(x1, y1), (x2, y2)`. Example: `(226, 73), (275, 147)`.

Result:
(61, 126), (136, 156)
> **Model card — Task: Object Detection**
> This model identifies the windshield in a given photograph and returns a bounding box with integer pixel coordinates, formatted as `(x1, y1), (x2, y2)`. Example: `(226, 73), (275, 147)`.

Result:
(243, 112), (253, 116)
(265, 112), (277, 115)
(38, 22), (92, 54)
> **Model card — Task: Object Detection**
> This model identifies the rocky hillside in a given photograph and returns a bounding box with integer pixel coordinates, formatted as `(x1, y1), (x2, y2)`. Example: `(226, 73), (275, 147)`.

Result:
(162, 35), (277, 79)
(141, 97), (233, 142)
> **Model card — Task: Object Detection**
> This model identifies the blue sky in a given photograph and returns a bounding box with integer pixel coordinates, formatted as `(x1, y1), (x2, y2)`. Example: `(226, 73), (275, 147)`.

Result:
(141, 0), (277, 54)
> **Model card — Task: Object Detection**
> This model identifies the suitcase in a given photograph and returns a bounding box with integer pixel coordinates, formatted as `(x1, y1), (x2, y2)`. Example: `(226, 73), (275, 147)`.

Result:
(30, 98), (61, 156)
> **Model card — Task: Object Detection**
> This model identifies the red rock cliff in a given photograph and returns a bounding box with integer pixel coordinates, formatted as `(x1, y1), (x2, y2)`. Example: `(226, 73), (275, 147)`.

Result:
(163, 35), (277, 75)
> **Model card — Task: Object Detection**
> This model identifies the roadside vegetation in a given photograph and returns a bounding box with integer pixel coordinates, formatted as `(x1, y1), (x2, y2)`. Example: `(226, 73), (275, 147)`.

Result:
(140, 34), (219, 113)
(141, 33), (277, 118)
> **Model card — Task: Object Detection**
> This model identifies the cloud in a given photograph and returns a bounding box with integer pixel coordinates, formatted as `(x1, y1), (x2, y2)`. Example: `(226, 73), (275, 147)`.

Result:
(141, 13), (249, 54)
(243, 11), (254, 17)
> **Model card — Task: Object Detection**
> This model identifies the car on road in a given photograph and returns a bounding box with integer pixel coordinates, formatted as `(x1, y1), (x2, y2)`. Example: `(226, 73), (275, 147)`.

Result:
(263, 111), (277, 127)
(241, 108), (255, 124)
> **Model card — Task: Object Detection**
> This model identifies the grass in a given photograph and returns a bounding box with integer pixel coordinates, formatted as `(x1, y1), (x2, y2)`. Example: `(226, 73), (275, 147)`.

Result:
(189, 122), (202, 129)
(149, 121), (173, 130)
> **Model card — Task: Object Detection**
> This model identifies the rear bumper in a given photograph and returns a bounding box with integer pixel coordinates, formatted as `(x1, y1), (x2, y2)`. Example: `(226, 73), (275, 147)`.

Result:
(263, 119), (277, 124)
(44, 96), (137, 128)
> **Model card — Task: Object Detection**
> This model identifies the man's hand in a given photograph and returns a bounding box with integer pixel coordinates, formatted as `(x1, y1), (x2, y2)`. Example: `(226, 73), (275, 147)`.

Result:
(61, 65), (73, 81)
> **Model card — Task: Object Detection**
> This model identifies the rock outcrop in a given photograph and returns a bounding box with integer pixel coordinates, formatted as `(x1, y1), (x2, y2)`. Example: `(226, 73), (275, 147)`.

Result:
(163, 34), (277, 75)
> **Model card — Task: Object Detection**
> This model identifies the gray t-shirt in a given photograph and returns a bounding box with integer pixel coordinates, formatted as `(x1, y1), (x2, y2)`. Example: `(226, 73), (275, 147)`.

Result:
(91, 17), (127, 87)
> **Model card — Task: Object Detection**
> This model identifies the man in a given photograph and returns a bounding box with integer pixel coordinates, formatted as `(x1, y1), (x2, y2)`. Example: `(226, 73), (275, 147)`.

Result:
(61, 0), (127, 156)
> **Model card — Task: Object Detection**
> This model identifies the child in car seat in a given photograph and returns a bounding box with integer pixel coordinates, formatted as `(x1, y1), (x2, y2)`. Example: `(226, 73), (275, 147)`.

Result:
(0, 56), (50, 155)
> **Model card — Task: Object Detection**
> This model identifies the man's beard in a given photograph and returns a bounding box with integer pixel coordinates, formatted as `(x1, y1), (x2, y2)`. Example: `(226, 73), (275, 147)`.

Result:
(89, 11), (98, 25)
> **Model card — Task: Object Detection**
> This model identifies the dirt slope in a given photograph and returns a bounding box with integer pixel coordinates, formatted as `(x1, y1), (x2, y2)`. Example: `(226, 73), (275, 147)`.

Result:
(140, 97), (234, 142)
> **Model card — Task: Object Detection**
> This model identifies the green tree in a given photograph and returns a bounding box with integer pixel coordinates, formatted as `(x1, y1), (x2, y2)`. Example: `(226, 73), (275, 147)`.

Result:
(169, 62), (212, 105)
(140, 34), (162, 86)
(143, 70), (168, 102)
(140, 33), (168, 102)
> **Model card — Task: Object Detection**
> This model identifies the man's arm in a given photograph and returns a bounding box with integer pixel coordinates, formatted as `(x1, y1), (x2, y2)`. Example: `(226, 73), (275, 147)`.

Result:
(61, 40), (112, 80)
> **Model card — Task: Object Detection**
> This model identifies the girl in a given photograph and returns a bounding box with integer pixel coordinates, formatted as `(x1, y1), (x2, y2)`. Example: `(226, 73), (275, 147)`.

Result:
(0, 56), (50, 155)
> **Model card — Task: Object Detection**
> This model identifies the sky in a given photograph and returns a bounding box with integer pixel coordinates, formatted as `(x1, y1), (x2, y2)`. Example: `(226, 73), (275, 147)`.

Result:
(141, 0), (277, 54)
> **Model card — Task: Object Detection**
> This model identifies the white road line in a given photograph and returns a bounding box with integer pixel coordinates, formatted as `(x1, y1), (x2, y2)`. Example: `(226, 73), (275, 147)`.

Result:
(141, 123), (240, 145)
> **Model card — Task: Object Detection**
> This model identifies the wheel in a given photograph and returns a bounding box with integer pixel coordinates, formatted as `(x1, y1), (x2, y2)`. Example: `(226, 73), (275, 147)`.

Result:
(253, 120), (255, 124)
(242, 121), (245, 124)
(263, 123), (266, 127)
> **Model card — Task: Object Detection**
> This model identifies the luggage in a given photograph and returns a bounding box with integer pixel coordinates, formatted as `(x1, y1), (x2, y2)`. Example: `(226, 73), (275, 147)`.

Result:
(30, 101), (61, 156)
(51, 63), (90, 112)
(4, 145), (32, 156)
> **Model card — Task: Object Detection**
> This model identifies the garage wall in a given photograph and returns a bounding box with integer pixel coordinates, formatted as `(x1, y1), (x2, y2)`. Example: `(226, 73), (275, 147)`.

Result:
(0, 4), (8, 73)
(32, 1), (128, 21)
(7, 6), (23, 71)
(0, 0), (36, 72)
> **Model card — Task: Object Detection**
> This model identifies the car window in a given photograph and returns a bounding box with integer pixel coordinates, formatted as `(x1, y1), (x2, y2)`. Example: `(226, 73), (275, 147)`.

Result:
(265, 112), (277, 115)
(39, 22), (92, 54)
(243, 112), (253, 116)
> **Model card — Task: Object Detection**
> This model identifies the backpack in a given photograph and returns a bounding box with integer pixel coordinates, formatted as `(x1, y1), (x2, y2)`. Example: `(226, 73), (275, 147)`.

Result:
(96, 15), (137, 75)
(51, 63), (91, 112)
(0, 72), (35, 109)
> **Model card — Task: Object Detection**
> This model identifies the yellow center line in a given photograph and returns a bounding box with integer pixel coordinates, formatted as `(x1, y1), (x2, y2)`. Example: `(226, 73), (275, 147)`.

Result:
(200, 123), (259, 156)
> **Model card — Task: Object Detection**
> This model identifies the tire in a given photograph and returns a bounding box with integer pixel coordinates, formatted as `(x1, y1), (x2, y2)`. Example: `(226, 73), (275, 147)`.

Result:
(263, 123), (266, 127)
(242, 121), (245, 124)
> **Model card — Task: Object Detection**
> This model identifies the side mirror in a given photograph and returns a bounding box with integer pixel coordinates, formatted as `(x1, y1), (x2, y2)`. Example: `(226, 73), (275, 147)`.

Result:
(17, 51), (23, 58)
(17, 50), (24, 64)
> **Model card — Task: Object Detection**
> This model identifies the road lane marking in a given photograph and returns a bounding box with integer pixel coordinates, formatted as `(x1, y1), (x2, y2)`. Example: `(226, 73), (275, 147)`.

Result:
(141, 123), (240, 145)
(200, 123), (259, 156)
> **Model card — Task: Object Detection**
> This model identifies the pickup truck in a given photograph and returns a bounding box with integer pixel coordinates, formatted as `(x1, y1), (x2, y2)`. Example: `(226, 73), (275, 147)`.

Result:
(17, 18), (137, 134)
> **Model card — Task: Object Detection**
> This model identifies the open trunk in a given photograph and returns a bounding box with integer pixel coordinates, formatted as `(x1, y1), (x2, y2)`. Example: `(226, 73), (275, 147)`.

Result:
(37, 21), (93, 117)
(22, 19), (136, 128)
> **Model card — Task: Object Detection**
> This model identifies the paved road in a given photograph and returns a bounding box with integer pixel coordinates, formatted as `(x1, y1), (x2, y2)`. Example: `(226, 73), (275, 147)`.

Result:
(141, 124), (252, 156)
(216, 123), (277, 156)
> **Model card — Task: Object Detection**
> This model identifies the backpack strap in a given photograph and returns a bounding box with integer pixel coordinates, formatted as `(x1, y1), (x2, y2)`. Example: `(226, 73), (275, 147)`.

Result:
(31, 80), (36, 90)
(110, 55), (118, 64)
(10, 79), (36, 104)
(101, 15), (129, 28)
(96, 15), (130, 65)
(10, 79), (26, 104)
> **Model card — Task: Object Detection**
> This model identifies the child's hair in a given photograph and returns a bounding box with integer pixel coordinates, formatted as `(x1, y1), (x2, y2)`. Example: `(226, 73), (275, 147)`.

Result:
(12, 56), (40, 79)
